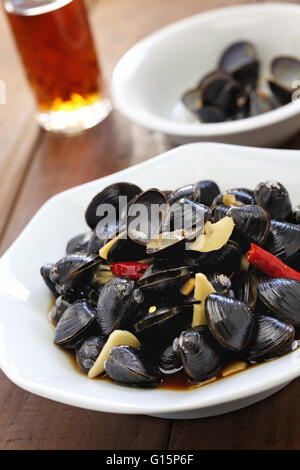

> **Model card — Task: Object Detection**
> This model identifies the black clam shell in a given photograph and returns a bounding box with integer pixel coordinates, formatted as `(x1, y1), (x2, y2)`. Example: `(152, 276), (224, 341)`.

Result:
(196, 105), (226, 123)
(106, 236), (148, 264)
(162, 198), (211, 236)
(207, 273), (233, 297)
(262, 220), (300, 261)
(75, 336), (106, 373)
(182, 71), (240, 123)
(158, 344), (182, 375)
(218, 41), (259, 90)
(246, 314), (295, 362)
(199, 70), (234, 106)
(194, 180), (220, 207)
(54, 299), (99, 348)
(254, 181), (292, 221)
(40, 263), (59, 297)
(49, 254), (101, 297)
(127, 189), (168, 245)
(257, 278), (300, 326)
(212, 188), (254, 207)
(145, 199), (210, 255)
(268, 56), (300, 105)
(191, 240), (242, 276)
(231, 270), (257, 311)
(133, 305), (193, 347)
(87, 224), (118, 255)
(173, 326), (224, 383)
(198, 70), (240, 119)
(105, 345), (160, 387)
(167, 184), (200, 206)
(227, 204), (270, 250)
(96, 277), (140, 336)
(290, 205), (300, 224)
(205, 294), (255, 351)
(268, 79), (291, 105)
(137, 261), (193, 305)
(212, 204), (231, 223)
(248, 90), (279, 117)
(66, 232), (91, 255)
(49, 295), (71, 326)
(85, 182), (142, 230)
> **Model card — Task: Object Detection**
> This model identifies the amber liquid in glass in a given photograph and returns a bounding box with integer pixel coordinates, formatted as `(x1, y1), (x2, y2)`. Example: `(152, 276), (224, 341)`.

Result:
(4, 0), (111, 132)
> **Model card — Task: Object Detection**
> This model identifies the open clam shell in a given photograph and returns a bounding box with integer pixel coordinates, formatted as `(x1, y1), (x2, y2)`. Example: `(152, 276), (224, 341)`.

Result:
(212, 188), (254, 207)
(127, 189), (168, 245)
(268, 56), (300, 105)
(218, 41), (259, 90)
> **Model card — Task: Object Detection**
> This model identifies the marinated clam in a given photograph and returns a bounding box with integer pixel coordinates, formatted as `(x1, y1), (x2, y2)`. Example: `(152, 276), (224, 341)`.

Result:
(42, 178), (300, 389)
(182, 41), (300, 123)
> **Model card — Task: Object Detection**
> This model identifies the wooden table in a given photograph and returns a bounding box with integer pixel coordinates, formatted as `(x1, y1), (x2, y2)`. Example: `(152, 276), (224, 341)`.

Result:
(1, 0), (300, 450)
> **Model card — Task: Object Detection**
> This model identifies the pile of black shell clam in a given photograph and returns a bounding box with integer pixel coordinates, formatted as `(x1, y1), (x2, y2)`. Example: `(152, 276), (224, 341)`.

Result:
(182, 41), (300, 123)
(41, 179), (300, 388)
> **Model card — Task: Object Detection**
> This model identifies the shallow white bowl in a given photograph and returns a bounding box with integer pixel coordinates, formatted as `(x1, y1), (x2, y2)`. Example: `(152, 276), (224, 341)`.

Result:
(112, 3), (300, 147)
(1, 143), (300, 419)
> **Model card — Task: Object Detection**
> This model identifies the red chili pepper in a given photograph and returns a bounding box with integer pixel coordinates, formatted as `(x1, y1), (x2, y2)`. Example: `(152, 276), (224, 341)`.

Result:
(110, 262), (149, 280)
(246, 243), (300, 282)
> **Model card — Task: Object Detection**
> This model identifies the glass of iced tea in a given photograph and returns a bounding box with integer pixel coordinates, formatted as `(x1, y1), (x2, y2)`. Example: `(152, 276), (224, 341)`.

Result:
(3, 0), (111, 133)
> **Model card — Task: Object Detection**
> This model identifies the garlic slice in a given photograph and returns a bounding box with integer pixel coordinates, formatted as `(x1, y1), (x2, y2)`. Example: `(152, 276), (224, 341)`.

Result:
(99, 231), (126, 261)
(192, 273), (216, 327)
(189, 216), (234, 253)
(221, 360), (247, 377)
(180, 278), (195, 296)
(223, 193), (237, 206)
(88, 330), (141, 378)
(196, 376), (217, 387)
(223, 193), (244, 206)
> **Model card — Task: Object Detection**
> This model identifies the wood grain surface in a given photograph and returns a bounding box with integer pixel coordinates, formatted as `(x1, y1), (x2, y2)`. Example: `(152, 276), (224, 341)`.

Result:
(0, 0), (300, 450)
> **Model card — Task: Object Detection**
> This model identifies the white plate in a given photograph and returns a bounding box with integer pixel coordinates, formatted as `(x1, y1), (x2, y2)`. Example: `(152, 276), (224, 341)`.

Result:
(112, 3), (300, 147)
(1, 142), (300, 419)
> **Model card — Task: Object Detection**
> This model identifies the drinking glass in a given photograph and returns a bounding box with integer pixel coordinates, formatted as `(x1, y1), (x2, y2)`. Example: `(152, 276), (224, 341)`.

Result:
(3, 0), (111, 133)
